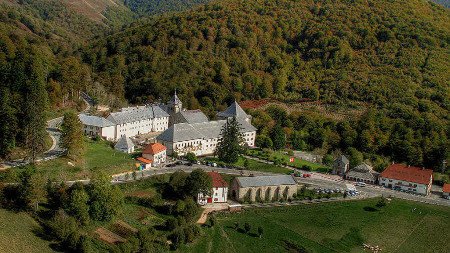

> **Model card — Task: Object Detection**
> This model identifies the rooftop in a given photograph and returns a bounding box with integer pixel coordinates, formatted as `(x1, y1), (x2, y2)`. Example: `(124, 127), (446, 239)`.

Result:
(143, 143), (167, 155)
(136, 157), (152, 164)
(208, 171), (228, 188)
(217, 101), (250, 119)
(380, 164), (433, 185)
(443, 183), (450, 193)
(114, 135), (134, 150)
(79, 114), (115, 127)
(157, 118), (256, 143)
(107, 105), (169, 125)
(236, 175), (296, 188)
(172, 110), (209, 124)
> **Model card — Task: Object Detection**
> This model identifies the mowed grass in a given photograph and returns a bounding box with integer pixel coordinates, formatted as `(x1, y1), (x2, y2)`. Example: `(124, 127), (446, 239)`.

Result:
(0, 209), (53, 253)
(30, 139), (135, 181)
(235, 156), (293, 174)
(248, 149), (327, 171)
(181, 198), (450, 253)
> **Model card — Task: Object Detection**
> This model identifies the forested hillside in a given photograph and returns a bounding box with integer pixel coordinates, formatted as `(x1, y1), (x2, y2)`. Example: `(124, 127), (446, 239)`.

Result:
(84, 0), (449, 170)
(432, 0), (450, 8)
(124, 0), (211, 16)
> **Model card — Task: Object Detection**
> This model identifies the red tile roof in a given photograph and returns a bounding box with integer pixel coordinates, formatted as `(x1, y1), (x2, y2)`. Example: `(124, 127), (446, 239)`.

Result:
(208, 171), (228, 188)
(143, 143), (166, 155)
(136, 157), (152, 164)
(443, 184), (450, 193)
(380, 164), (433, 185)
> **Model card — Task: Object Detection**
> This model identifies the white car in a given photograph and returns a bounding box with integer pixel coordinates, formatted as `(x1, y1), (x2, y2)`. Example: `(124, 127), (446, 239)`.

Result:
(355, 182), (366, 187)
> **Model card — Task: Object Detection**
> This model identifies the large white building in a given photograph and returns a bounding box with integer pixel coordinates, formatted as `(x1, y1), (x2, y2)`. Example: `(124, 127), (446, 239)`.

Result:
(79, 114), (116, 140)
(379, 164), (433, 195)
(79, 104), (170, 141)
(156, 98), (257, 156)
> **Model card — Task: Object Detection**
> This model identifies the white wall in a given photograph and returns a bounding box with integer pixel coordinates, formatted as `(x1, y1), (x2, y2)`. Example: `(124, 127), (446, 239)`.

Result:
(197, 187), (228, 205)
(379, 177), (431, 195)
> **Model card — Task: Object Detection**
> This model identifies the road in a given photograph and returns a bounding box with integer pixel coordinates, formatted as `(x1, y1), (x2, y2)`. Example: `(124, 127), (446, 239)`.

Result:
(245, 156), (450, 207)
(1, 93), (95, 168)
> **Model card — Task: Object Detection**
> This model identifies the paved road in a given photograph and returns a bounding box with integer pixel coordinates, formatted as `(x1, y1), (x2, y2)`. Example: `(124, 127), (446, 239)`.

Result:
(245, 156), (450, 207)
(1, 93), (95, 168)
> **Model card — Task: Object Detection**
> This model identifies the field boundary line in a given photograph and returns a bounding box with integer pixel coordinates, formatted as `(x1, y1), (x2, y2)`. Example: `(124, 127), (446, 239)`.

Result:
(260, 215), (339, 252)
(391, 213), (429, 253)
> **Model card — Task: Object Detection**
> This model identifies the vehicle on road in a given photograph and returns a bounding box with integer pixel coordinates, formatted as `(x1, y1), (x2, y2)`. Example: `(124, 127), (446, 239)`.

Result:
(355, 182), (366, 187)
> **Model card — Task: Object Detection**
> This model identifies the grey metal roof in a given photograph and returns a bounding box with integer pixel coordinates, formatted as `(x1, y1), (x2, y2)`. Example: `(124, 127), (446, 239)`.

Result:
(168, 91), (182, 105)
(79, 114), (115, 127)
(150, 104), (170, 118)
(107, 105), (168, 125)
(217, 101), (249, 119)
(172, 110), (209, 124)
(115, 135), (134, 149)
(157, 118), (257, 143)
(157, 123), (204, 143)
(346, 163), (378, 181)
(236, 175), (297, 188)
(336, 155), (349, 164)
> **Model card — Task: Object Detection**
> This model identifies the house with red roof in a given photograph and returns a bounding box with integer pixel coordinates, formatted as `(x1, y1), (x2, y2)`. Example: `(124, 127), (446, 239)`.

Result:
(197, 172), (228, 205)
(142, 143), (167, 166)
(136, 157), (153, 169)
(442, 183), (450, 199)
(378, 164), (433, 195)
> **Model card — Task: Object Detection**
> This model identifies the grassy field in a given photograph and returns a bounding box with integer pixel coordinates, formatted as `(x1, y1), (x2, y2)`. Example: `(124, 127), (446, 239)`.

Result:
(4, 139), (136, 182)
(0, 209), (54, 253)
(181, 198), (450, 253)
(204, 156), (293, 174)
(247, 149), (328, 172)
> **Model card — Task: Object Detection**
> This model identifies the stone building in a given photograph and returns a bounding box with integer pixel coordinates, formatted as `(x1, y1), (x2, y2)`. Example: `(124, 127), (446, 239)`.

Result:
(230, 175), (298, 202)
(332, 155), (350, 176)
(345, 163), (379, 184)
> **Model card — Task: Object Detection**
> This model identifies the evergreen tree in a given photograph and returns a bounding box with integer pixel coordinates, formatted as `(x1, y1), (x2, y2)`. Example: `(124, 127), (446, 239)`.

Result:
(0, 88), (17, 158)
(271, 124), (286, 150)
(61, 111), (84, 160)
(67, 184), (90, 225)
(22, 55), (48, 162)
(216, 117), (244, 163)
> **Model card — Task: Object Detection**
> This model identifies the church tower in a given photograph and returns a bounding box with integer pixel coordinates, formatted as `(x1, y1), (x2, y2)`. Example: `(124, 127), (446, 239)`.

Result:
(167, 90), (183, 115)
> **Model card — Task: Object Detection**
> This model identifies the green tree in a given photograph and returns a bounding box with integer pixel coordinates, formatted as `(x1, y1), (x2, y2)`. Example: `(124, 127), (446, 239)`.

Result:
(244, 222), (251, 234)
(87, 174), (123, 221)
(271, 124), (286, 150)
(217, 117), (244, 163)
(168, 170), (188, 198)
(23, 56), (48, 162)
(61, 111), (84, 160)
(67, 184), (90, 225)
(347, 148), (363, 168)
(186, 169), (212, 197)
(256, 135), (273, 149)
(185, 152), (197, 163)
(257, 226), (264, 238)
(0, 88), (17, 158)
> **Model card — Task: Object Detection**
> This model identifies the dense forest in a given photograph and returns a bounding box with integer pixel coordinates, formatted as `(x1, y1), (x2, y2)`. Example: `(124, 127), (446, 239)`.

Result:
(84, 0), (449, 170)
(0, 0), (449, 171)
(124, 0), (212, 16)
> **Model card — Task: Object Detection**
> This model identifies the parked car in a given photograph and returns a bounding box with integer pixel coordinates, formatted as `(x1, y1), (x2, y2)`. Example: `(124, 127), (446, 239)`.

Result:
(212, 163), (217, 167)
(355, 182), (366, 187)
(302, 173), (311, 178)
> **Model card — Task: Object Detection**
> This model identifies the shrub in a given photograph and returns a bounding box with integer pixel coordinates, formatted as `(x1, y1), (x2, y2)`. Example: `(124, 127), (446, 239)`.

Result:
(244, 222), (251, 233)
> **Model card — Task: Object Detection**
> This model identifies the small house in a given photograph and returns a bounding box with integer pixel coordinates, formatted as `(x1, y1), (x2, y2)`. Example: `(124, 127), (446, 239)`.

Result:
(136, 157), (152, 170)
(332, 155), (350, 176)
(197, 172), (228, 205)
(142, 143), (167, 166)
(114, 135), (135, 154)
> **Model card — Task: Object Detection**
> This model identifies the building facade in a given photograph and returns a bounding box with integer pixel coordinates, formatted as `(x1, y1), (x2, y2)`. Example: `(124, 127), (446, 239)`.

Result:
(157, 100), (257, 156)
(332, 155), (350, 176)
(142, 143), (167, 166)
(379, 164), (433, 195)
(230, 175), (298, 202)
(345, 163), (379, 184)
(197, 172), (228, 205)
(79, 114), (116, 140)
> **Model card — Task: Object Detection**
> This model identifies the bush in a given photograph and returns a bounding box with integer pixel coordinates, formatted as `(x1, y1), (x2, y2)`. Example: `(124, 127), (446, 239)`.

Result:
(165, 217), (178, 231)
(244, 222), (251, 233)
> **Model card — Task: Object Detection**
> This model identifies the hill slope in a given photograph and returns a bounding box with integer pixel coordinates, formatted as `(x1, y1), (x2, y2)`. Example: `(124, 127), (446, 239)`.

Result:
(85, 0), (449, 110)
(124, 0), (212, 16)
